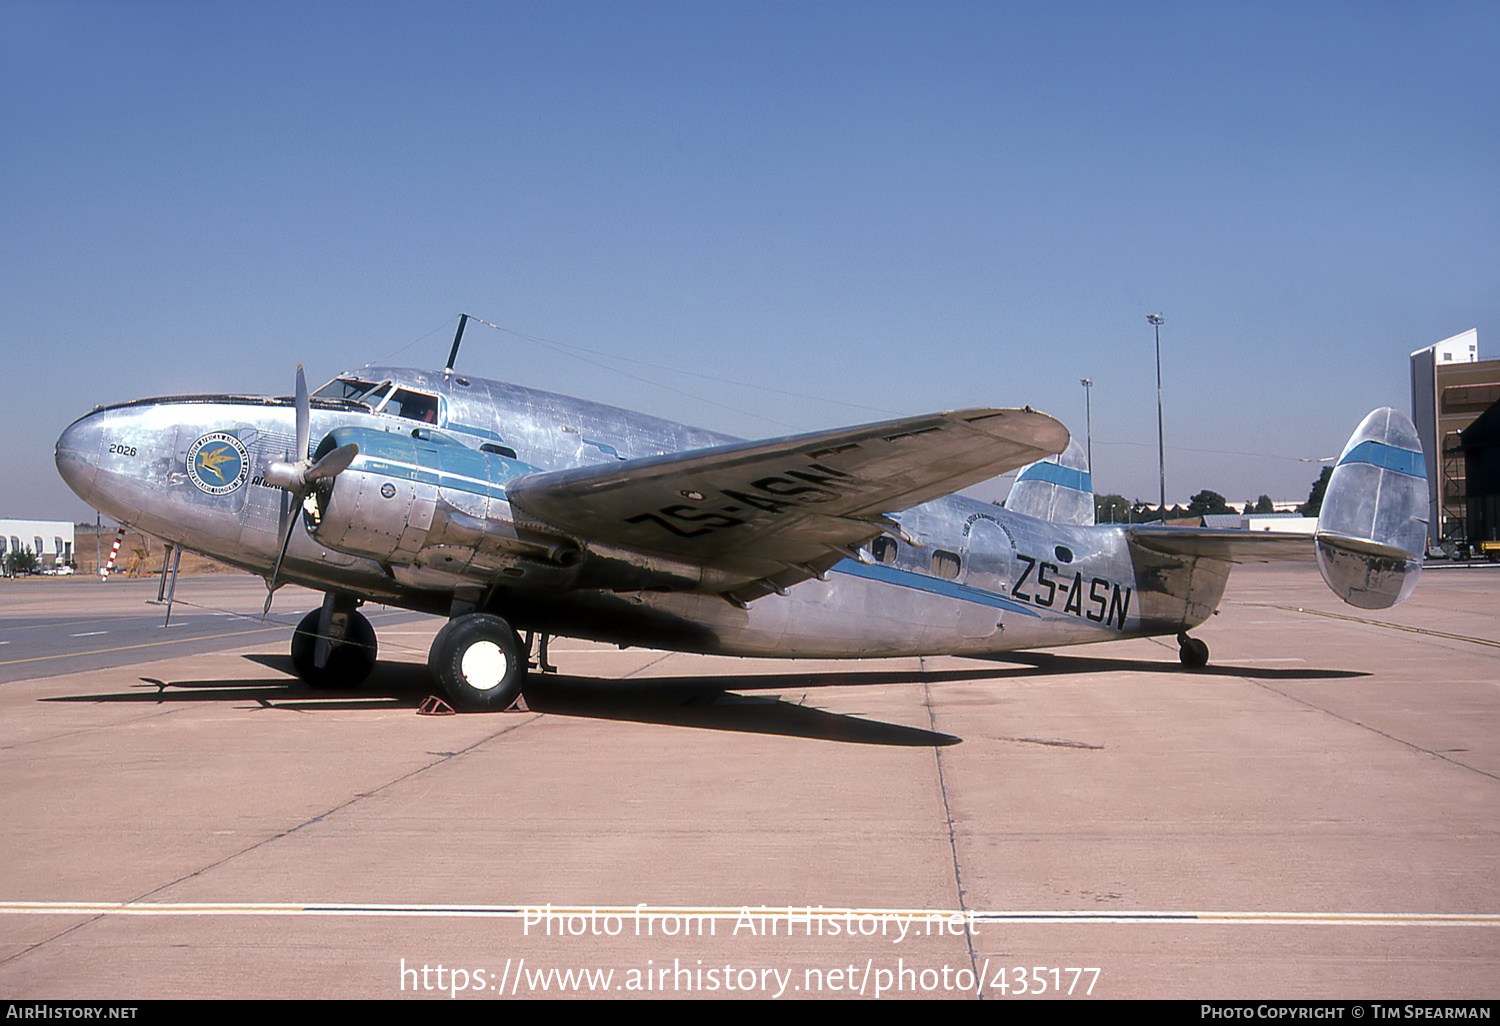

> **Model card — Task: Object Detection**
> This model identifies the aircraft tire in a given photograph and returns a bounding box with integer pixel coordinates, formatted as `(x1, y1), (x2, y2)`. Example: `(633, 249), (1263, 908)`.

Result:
(291, 609), (378, 689)
(428, 613), (526, 712)
(1177, 634), (1210, 669)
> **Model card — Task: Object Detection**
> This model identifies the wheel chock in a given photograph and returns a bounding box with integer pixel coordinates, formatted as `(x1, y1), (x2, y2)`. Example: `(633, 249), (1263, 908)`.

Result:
(417, 693), (531, 714)
(417, 695), (456, 716)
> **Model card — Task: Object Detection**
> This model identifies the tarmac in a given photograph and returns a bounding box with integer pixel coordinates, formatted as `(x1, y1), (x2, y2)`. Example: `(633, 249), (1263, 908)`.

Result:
(0, 563), (1496, 1000)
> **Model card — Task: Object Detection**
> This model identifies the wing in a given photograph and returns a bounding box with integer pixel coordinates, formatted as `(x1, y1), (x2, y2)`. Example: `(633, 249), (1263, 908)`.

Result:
(508, 407), (1068, 603)
(1125, 525), (1317, 563)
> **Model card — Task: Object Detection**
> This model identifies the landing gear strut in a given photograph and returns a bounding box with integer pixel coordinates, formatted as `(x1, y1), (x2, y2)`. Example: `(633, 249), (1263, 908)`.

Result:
(291, 593), (377, 688)
(524, 630), (557, 673)
(1177, 631), (1209, 669)
(428, 613), (527, 712)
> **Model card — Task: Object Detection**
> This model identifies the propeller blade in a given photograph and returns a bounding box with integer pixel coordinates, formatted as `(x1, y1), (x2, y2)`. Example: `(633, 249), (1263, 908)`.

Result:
(263, 493), (301, 618)
(305, 442), (358, 482)
(294, 363), (310, 461)
(263, 364), (321, 618)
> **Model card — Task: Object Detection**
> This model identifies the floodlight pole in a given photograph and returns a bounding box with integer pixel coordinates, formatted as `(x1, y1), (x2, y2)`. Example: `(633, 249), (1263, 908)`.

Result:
(1079, 378), (1093, 476)
(1147, 313), (1166, 518)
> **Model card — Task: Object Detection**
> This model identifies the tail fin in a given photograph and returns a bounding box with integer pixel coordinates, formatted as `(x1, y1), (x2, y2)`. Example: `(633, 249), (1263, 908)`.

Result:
(1315, 408), (1427, 609)
(1005, 438), (1094, 525)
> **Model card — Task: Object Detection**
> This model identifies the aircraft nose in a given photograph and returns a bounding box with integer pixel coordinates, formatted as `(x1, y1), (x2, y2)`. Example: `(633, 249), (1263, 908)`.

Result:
(55, 411), (104, 502)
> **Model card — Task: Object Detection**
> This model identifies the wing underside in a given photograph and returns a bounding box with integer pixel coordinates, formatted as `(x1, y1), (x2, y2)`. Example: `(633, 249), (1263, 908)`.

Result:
(508, 407), (1069, 603)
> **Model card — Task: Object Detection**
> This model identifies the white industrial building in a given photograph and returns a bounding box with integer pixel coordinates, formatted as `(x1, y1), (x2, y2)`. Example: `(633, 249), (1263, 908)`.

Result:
(0, 519), (76, 570)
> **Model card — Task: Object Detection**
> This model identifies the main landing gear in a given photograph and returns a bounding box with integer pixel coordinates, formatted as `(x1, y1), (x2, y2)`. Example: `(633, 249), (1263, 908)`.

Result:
(290, 592), (378, 688)
(285, 594), (536, 711)
(427, 613), (527, 712)
(1177, 631), (1209, 669)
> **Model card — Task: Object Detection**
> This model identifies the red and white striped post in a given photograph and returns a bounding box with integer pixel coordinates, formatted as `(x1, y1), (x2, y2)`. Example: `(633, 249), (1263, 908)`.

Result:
(100, 526), (125, 580)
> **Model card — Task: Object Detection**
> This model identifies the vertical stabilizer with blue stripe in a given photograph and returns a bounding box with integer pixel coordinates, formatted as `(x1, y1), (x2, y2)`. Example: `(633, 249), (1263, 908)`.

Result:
(1005, 437), (1094, 525)
(1315, 408), (1427, 609)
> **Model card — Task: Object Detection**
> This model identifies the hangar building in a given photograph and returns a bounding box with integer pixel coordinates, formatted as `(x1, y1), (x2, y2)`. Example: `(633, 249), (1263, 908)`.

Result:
(1460, 401), (1500, 556)
(1410, 329), (1500, 550)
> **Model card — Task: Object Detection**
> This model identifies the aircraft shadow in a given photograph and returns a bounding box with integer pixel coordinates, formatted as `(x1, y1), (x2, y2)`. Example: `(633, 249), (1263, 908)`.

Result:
(40, 650), (1363, 744)
(41, 655), (433, 712)
(969, 651), (1369, 680)
(517, 672), (961, 747)
(42, 678), (427, 712)
(42, 654), (962, 747)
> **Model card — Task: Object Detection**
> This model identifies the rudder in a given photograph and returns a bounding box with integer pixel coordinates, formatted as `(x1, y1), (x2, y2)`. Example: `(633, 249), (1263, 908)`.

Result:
(1005, 438), (1094, 525)
(1315, 408), (1427, 609)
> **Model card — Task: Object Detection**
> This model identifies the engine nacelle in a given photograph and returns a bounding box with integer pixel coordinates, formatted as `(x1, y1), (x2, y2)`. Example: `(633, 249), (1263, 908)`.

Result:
(305, 427), (576, 575)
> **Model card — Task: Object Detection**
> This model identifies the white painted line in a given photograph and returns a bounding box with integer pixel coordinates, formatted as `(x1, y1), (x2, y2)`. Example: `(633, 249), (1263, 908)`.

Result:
(70, 631), (109, 637)
(0, 902), (1495, 927)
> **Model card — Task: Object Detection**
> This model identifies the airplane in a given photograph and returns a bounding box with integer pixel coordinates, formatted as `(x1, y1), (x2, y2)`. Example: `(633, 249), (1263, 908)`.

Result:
(54, 319), (1429, 712)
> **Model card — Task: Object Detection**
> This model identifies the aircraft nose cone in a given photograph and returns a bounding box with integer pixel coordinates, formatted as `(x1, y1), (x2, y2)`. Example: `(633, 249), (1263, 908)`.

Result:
(55, 412), (104, 502)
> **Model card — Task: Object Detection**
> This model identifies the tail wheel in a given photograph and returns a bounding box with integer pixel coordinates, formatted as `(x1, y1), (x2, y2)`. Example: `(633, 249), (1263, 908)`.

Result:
(428, 613), (526, 712)
(291, 608), (377, 688)
(1177, 632), (1210, 669)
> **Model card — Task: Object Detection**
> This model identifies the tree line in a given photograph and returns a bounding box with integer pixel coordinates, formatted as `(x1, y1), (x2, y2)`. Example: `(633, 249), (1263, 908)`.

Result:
(1092, 466), (1333, 524)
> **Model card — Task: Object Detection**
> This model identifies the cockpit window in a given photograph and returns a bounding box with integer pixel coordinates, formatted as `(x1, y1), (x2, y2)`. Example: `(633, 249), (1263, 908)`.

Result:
(363, 383), (393, 406)
(373, 393), (438, 426)
(313, 378), (439, 423)
(314, 378), (383, 402)
(389, 389), (439, 424)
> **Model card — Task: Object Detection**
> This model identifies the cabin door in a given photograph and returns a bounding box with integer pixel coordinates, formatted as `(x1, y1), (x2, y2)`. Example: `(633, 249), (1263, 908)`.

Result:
(958, 517), (1011, 639)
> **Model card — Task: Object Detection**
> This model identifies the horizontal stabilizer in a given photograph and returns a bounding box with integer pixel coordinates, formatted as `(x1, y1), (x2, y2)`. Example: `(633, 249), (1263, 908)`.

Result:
(1125, 526), (1315, 563)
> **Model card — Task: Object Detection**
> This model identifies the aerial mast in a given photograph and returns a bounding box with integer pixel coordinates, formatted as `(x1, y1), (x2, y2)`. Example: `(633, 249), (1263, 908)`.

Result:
(444, 313), (470, 375)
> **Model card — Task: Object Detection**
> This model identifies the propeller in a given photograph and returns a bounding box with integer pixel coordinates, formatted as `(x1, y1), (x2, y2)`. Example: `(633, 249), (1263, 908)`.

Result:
(262, 364), (359, 616)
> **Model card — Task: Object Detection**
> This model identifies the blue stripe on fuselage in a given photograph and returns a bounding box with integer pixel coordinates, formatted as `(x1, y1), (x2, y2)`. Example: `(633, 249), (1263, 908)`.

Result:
(355, 458), (515, 501)
(831, 559), (1040, 617)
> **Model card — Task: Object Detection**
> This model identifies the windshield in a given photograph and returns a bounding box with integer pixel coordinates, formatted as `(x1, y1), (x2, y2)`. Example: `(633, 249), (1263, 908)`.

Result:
(314, 377), (391, 403)
(313, 377), (439, 423)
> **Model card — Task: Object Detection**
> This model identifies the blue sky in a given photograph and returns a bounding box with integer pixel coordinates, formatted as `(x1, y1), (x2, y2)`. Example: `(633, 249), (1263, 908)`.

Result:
(4, 0), (1496, 519)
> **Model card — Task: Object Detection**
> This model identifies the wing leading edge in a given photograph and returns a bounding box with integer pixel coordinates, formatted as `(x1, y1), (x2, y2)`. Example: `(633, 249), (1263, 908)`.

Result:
(507, 407), (1069, 603)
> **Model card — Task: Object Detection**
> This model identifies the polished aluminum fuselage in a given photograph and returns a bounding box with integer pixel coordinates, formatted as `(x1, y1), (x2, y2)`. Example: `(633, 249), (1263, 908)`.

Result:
(56, 367), (1226, 658)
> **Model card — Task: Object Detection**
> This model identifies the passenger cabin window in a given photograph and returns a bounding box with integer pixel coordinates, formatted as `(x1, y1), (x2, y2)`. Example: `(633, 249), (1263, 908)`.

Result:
(931, 550), (961, 580)
(871, 537), (898, 564)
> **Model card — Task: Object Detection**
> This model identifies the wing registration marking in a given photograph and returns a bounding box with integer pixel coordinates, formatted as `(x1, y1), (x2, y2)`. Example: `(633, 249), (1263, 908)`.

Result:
(623, 461), (870, 540)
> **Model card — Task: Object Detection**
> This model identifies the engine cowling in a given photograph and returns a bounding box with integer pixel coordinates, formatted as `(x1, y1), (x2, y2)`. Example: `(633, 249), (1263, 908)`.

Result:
(305, 427), (577, 575)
